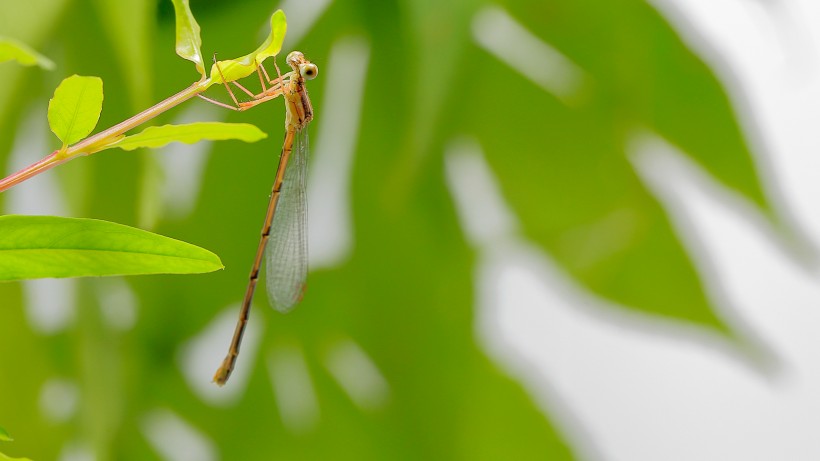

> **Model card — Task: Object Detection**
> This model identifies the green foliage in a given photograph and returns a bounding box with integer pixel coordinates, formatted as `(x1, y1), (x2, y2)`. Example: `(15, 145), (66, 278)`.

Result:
(171, 5), (286, 86)
(98, 122), (267, 152)
(0, 449), (11, 461)
(0, 451), (31, 461)
(171, 0), (205, 79)
(47, 75), (103, 150)
(458, 1), (767, 328)
(208, 10), (288, 84)
(0, 428), (30, 461)
(0, 38), (54, 69)
(90, 0), (154, 107)
(0, 215), (222, 280)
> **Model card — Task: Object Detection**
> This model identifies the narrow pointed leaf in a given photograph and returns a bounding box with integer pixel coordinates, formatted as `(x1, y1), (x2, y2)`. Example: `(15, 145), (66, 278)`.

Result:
(0, 216), (223, 281)
(0, 37), (54, 69)
(208, 10), (287, 84)
(47, 75), (103, 149)
(171, 0), (205, 79)
(97, 122), (267, 152)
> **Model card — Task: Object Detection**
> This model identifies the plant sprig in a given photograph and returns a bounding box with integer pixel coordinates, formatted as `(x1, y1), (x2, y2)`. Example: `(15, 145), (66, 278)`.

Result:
(0, 4), (288, 193)
(0, 2), (289, 281)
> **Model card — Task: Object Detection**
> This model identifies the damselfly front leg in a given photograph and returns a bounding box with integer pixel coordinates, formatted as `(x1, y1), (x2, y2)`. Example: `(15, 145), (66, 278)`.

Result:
(197, 56), (289, 111)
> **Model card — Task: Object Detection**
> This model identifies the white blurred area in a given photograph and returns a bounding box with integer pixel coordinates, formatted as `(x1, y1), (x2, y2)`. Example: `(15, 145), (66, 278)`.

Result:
(455, 1), (820, 460)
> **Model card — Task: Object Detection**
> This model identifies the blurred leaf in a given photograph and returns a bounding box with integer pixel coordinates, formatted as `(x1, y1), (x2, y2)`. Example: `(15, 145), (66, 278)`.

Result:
(0, 428), (29, 461)
(171, 0), (205, 79)
(0, 215), (223, 280)
(0, 452), (31, 461)
(47, 75), (103, 150)
(450, 0), (773, 330)
(97, 122), (267, 152)
(0, 0), (71, 137)
(90, 0), (154, 107)
(0, 37), (54, 69)
(208, 9), (287, 84)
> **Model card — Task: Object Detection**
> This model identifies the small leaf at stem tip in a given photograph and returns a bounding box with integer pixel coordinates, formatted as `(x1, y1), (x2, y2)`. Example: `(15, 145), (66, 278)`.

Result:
(0, 427), (11, 442)
(48, 75), (104, 150)
(171, 0), (205, 79)
(0, 37), (55, 69)
(95, 122), (267, 152)
(208, 9), (287, 84)
(0, 215), (223, 281)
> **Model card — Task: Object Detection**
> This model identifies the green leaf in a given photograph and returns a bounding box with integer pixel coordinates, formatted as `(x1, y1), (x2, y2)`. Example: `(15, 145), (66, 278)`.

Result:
(0, 0), (69, 135)
(0, 451), (31, 461)
(455, 1), (772, 330)
(47, 75), (104, 150)
(171, 0), (205, 79)
(0, 37), (54, 69)
(208, 10), (287, 84)
(96, 122), (267, 152)
(0, 215), (223, 281)
(0, 428), (29, 461)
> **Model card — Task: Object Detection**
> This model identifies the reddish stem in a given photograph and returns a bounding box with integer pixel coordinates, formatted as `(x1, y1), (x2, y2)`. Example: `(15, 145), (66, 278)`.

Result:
(0, 151), (64, 192)
(0, 80), (210, 194)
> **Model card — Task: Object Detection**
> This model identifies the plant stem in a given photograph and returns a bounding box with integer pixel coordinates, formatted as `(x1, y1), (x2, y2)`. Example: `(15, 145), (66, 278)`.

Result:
(0, 150), (63, 191)
(0, 78), (212, 193)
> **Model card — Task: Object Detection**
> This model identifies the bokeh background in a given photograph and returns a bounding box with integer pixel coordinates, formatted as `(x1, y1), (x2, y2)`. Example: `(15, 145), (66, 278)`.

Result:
(2, 0), (820, 459)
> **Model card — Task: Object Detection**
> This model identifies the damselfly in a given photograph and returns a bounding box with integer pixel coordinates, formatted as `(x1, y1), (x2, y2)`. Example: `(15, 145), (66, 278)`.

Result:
(202, 51), (318, 386)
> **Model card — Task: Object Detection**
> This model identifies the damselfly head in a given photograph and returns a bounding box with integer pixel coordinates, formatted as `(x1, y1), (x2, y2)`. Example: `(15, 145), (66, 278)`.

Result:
(286, 51), (318, 80)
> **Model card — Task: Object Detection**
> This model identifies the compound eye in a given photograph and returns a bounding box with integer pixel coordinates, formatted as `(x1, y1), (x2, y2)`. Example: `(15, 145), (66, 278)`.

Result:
(300, 63), (318, 80)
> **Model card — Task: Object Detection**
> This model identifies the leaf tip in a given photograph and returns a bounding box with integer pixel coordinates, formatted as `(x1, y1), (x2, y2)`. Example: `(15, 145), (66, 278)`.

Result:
(0, 37), (55, 70)
(0, 426), (12, 442)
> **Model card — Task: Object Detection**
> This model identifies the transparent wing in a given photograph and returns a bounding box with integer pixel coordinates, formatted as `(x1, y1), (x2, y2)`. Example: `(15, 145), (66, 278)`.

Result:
(265, 128), (308, 312)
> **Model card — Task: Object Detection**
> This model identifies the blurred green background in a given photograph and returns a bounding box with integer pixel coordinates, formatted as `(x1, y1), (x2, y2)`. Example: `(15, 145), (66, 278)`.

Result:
(0, 0), (775, 459)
